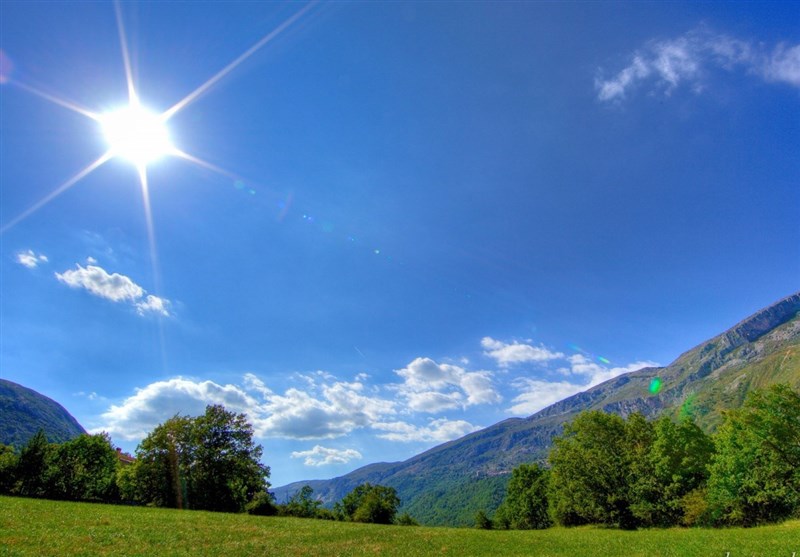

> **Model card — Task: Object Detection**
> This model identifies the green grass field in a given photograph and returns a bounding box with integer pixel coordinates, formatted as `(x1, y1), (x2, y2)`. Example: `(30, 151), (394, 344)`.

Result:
(1, 496), (798, 556)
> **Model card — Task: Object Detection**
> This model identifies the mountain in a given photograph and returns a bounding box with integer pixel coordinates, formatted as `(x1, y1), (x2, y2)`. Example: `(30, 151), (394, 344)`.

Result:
(273, 292), (800, 526)
(0, 379), (86, 447)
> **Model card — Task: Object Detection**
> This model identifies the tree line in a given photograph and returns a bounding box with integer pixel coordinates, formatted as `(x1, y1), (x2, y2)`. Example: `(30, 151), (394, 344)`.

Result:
(482, 383), (800, 530)
(0, 404), (408, 525)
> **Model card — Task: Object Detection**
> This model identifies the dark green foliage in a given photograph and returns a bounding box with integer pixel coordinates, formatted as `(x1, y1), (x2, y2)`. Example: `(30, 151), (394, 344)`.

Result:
(15, 429), (52, 498)
(707, 384), (800, 526)
(402, 475), (508, 527)
(129, 405), (269, 513)
(474, 510), (493, 529)
(395, 512), (419, 526)
(45, 433), (120, 502)
(0, 379), (85, 448)
(549, 411), (639, 528)
(631, 416), (714, 526)
(0, 444), (18, 494)
(335, 483), (400, 524)
(549, 411), (716, 529)
(494, 463), (552, 530)
(245, 491), (278, 516)
(280, 485), (322, 518)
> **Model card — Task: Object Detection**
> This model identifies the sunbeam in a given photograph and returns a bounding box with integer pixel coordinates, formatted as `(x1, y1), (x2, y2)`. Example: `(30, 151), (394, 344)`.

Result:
(113, 0), (137, 105)
(0, 152), (112, 234)
(162, 1), (316, 121)
(173, 149), (248, 184)
(9, 79), (100, 121)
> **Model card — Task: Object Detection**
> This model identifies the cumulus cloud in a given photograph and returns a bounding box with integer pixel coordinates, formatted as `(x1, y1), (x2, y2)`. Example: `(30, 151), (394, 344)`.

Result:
(596, 28), (800, 102)
(55, 263), (170, 316)
(374, 418), (480, 443)
(394, 357), (501, 413)
(98, 374), (399, 442)
(98, 377), (262, 440)
(291, 445), (363, 467)
(259, 380), (396, 439)
(16, 249), (48, 268)
(481, 337), (564, 367)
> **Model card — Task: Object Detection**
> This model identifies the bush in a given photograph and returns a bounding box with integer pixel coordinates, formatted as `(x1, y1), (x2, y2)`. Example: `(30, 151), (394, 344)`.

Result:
(246, 491), (277, 516)
(395, 512), (419, 526)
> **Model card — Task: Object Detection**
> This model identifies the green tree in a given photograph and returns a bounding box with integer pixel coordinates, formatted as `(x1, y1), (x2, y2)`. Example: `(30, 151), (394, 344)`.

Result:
(707, 384), (800, 526)
(131, 414), (194, 508)
(131, 405), (269, 513)
(282, 485), (322, 518)
(549, 411), (654, 529)
(335, 483), (400, 524)
(0, 444), (18, 494)
(631, 416), (713, 526)
(15, 429), (52, 498)
(494, 463), (552, 530)
(188, 405), (269, 513)
(45, 433), (119, 502)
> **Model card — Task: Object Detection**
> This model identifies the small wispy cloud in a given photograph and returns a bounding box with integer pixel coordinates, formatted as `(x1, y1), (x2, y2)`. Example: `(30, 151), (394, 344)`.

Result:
(481, 337), (564, 367)
(55, 262), (170, 317)
(596, 27), (800, 102)
(291, 445), (363, 467)
(16, 249), (48, 269)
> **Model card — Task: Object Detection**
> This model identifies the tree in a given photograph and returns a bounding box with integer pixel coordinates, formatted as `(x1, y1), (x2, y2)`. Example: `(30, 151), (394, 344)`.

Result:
(335, 483), (400, 524)
(707, 384), (800, 526)
(0, 444), (18, 494)
(130, 414), (194, 508)
(130, 405), (269, 513)
(15, 429), (52, 498)
(549, 411), (642, 528)
(494, 463), (551, 530)
(282, 485), (322, 518)
(189, 405), (269, 513)
(45, 433), (119, 502)
(631, 416), (713, 526)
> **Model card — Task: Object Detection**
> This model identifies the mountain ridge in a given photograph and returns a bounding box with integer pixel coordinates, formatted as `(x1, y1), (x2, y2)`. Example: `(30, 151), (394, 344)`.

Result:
(273, 291), (800, 525)
(0, 379), (86, 447)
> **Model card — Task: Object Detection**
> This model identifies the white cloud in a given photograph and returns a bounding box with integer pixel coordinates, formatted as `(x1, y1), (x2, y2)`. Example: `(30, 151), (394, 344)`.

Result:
(481, 337), (564, 367)
(374, 418), (480, 443)
(291, 445), (363, 467)
(507, 357), (658, 416)
(394, 357), (501, 413)
(16, 250), (48, 269)
(596, 28), (800, 102)
(507, 378), (585, 416)
(98, 377), (262, 440)
(55, 263), (170, 317)
(98, 374), (399, 442)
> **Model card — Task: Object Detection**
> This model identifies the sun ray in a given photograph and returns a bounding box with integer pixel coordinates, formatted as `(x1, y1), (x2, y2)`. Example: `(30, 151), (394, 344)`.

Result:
(0, 152), (112, 234)
(172, 149), (248, 183)
(9, 79), (100, 121)
(162, 1), (317, 121)
(113, 0), (138, 104)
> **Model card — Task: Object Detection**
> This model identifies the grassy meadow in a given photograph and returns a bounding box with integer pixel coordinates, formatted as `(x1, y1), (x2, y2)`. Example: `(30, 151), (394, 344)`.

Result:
(1, 496), (798, 557)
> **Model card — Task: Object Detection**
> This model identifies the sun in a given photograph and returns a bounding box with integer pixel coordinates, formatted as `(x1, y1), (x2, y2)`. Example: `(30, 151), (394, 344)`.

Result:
(100, 104), (174, 167)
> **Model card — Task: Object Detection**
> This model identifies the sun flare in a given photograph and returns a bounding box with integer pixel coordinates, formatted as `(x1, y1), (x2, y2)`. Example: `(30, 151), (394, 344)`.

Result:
(100, 105), (173, 166)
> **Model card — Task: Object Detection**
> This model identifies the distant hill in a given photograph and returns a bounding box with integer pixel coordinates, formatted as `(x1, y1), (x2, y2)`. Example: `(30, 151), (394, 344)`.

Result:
(274, 291), (800, 526)
(0, 379), (86, 447)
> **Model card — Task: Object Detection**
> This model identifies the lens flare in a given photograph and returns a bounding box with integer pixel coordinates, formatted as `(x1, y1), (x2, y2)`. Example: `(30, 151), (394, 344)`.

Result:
(649, 377), (662, 394)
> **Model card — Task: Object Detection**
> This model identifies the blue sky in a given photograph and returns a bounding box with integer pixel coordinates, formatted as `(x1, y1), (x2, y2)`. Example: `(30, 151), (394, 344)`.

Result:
(1, 2), (798, 486)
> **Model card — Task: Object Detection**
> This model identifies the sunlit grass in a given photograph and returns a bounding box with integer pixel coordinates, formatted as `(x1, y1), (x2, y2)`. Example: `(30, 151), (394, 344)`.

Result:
(1, 496), (798, 556)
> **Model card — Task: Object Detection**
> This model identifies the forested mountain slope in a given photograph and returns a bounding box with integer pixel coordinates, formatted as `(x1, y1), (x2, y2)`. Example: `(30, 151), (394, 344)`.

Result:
(0, 379), (86, 447)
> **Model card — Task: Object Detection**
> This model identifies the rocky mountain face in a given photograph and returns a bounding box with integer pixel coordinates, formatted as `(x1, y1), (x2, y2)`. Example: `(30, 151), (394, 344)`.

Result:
(0, 379), (86, 447)
(273, 292), (800, 526)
